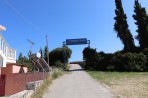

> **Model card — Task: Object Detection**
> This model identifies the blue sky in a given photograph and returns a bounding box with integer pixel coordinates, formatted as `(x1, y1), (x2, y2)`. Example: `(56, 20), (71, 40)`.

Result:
(0, 0), (148, 62)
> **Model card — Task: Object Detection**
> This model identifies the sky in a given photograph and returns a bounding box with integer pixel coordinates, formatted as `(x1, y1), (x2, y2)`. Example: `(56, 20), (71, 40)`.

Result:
(0, 0), (148, 62)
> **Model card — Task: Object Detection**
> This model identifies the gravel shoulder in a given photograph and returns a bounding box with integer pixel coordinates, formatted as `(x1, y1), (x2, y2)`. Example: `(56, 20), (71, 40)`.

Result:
(43, 64), (113, 98)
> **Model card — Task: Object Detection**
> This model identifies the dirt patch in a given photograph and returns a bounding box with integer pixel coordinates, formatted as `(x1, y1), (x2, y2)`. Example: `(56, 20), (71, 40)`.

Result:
(110, 75), (148, 98)
(88, 72), (148, 98)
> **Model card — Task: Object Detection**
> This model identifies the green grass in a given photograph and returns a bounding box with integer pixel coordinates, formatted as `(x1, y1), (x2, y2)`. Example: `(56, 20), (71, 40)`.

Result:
(87, 71), (148, 98)
(66, 64), (71, 70)
(52, 68), (63, 79)
(87, 71), (143, 85)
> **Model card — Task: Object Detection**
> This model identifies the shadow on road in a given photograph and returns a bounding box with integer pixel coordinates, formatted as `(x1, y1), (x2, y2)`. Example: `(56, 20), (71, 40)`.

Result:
(69, 69), (84, 72)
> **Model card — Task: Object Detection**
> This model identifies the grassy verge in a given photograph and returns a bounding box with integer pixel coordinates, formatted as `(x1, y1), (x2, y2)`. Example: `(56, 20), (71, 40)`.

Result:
(31, 68), (63, 98)
(66, 64), (71, 71)
(87, 71), (148, 98)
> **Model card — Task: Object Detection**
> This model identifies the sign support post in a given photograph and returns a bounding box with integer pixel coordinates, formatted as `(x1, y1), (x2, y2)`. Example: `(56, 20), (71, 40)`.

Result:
(88, 40), (90, 48)
(62, 38), (90, 70)
(63, 41), (66, 70)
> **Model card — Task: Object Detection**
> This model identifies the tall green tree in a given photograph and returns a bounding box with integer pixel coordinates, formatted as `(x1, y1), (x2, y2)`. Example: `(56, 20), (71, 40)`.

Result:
(39, 47), (43, 58)
(147, 16), (148, 35)
(44, 46), (48, 62)
(83, 47), (98, 70)
(114, 0), (135, 52)
(17, 52), (33, 72)
(49, 46), (72, 65)
(18, 52), (23, 61)
(133, 0), (148, 50)
(28, 50), (32, 60)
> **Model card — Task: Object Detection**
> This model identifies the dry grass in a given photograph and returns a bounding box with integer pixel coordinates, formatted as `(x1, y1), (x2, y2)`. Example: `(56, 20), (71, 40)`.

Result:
(88, 71), (148, 98)
(31, 76), (53, 98)
(31, 68), (64, 98)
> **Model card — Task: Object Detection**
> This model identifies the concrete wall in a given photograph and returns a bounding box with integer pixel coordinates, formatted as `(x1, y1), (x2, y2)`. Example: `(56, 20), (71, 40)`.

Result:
(0, 72), (49, 96)
(1, 65), (28, 75)
(12, 65), (27, 73)
(1, 65), (12, 75)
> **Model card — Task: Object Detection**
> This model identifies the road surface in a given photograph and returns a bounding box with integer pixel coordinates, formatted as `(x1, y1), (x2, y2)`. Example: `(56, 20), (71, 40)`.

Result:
(43, 64), (113, 98)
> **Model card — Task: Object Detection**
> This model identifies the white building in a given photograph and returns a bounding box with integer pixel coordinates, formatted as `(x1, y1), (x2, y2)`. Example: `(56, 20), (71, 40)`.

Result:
(0, 25), (16, 68)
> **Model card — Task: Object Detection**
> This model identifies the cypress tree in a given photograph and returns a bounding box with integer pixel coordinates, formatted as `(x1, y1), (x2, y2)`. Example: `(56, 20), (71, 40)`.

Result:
(114, 0), (135, 52)
(28, 50), (32, 60)
(44, 46), (48, 62)
(18, 52), (23, 60)
(39, 47), (43, 58)
(147, 16), (148, 34)
(133, 0), (148, 50)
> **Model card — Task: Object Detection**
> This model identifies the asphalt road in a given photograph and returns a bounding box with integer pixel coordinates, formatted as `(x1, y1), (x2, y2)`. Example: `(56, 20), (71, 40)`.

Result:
(43, 64), (113, 98)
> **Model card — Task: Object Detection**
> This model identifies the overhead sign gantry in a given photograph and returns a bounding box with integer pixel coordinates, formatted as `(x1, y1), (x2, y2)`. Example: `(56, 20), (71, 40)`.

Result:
(63, 38), (90, 69)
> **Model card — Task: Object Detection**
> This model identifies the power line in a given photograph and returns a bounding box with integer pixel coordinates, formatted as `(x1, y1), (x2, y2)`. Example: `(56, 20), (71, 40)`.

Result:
(3, 0), (43, 34)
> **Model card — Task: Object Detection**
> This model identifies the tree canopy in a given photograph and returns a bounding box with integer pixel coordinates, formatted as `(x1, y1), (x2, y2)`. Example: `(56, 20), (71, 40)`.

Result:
(114, 0), (135, 52)
(133, 0), (148, 50)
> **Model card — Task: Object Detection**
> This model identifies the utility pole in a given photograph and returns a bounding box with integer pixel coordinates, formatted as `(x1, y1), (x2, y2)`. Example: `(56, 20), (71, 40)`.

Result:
(63, 41), (66, 70)
(46, 34), (49, 65)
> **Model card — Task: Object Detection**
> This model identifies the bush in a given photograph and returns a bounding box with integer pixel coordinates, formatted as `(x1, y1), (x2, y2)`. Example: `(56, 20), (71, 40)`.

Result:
(143, 48), (148, 55)
(49, 46), (72, 66)
(83, 47), (148, 72)
(52, 68), (63, 79)
(112, 53), (147, 71)
(83, 47), (98, 70)
(54, 61), (64, 68)
(97, 52), (113, 71)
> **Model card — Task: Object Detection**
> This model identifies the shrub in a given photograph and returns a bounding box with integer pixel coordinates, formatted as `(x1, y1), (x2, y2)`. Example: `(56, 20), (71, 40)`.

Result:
(97, 52), (113, 71)
(112, 53), (147, 71)
(83, 47), (98, 70)
(54, 61), (64, 68)
(49, 46), (72, 66)
(83, 47), (148, 72)
(52, 68), (63, 79)
(143, 48), (148, 55)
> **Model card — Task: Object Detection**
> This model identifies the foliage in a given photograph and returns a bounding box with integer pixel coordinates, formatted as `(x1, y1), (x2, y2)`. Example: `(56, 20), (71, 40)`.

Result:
(112, 52), (147, 71)
(97, 52), (113, 71)
(54, 61), (64, 68)
(39, 47), (43, 58)
(28, 50), (32, 60)
(83, 47), (98, 70)
(133, 0), (148, 50)
(114, 0), (135, 52)
(49, 46), (72, 66)
(44, 46), (48, 62)
(18, 52), (23, 61)
(31, 68), (63, 98)
(52, 68), (63, 79)
(83, 48), (148, 71)
(17, 52), (33, 72)
(82, 0), (148, 72)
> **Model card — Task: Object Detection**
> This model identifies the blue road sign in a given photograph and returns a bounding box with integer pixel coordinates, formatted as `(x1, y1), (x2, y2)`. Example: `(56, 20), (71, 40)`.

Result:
(66, 38), (87, 45)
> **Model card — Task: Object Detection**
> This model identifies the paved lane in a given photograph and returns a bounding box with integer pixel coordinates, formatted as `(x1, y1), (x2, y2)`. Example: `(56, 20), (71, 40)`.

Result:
(43, 64), (113, 98)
